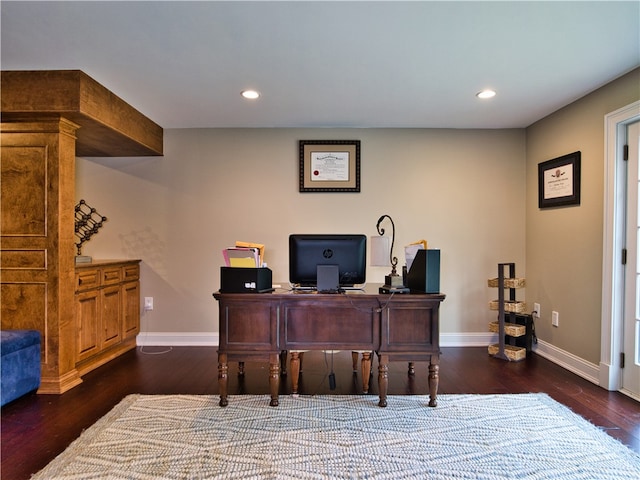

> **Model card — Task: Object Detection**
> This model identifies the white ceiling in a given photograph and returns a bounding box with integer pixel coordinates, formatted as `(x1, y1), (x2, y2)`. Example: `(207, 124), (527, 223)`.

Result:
(1, 1), (638, 129)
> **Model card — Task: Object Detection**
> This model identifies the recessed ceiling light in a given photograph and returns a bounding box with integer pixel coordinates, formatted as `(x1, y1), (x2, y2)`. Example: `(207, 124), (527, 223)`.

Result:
(476, 89), (496, 99)
(241, 90), (260, 100)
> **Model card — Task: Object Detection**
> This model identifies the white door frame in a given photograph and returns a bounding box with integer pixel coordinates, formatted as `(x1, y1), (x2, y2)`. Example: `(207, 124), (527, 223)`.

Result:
(601, 100), (640, 390)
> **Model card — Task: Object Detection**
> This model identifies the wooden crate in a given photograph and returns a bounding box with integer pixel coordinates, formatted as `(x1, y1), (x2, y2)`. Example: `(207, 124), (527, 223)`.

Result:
(488, 344), (526, 362)
(488, 321), (526, 337)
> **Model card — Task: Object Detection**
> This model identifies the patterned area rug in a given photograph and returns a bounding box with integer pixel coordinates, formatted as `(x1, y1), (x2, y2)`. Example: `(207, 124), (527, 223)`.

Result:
(33, 394), (639, 479)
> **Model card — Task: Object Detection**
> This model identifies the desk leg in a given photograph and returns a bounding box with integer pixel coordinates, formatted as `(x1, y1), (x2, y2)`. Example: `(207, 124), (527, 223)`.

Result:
(218, 353), (228, 407)
(290, 352), (301, 394)
(428, 356), (439, 407)
(377, 354), (388, 407)
(361, 352), (372, 394)
(269, 353), (280, 407)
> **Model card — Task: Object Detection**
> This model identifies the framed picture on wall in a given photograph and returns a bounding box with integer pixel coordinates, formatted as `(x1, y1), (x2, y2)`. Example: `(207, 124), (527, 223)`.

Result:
(299, 140), (360, 192)
(538, 151), (581, 208)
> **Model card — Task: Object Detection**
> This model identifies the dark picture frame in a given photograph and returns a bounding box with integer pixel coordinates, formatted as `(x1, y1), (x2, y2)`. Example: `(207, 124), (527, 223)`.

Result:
(299, 140), (360, 192)
(538, 151), (581, 208)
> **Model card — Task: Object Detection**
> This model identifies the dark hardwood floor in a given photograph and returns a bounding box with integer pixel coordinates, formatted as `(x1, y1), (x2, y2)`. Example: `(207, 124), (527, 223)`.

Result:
(2, 347), (639, 479)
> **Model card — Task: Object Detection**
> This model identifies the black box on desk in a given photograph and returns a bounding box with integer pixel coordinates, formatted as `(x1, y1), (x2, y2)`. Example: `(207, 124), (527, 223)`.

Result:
(406, 249), (440, 293)
(220, 267), (273, 293)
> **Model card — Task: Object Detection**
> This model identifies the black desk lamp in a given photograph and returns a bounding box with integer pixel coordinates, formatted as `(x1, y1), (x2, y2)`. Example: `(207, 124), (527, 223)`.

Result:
(374, 214), (403, 288)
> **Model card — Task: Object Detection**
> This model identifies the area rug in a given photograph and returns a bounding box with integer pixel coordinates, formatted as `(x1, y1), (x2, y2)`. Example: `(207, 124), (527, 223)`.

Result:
(32, 394), (639, 479)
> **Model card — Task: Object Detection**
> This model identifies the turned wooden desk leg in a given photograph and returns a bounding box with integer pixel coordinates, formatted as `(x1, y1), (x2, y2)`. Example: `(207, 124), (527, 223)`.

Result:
(408, 362), (415, 376)
(218, 353), (229, 407)
(290, 352), (301, 394)
(428, 356), (440, 407)
(269, 353), (280, 407)
(378, 354), (389, 407)
(361, 352), (372, 393)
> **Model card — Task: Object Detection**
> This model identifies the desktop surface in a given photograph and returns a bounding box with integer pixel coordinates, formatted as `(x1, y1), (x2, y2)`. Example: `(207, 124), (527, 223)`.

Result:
(265, 283), (443, 296)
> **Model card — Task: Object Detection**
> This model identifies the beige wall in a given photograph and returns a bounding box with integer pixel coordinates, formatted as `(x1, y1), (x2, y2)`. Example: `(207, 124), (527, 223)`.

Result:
(76, 128), (525, 340)
(525, 68), (640, 364)
(75, 67), (639, 364)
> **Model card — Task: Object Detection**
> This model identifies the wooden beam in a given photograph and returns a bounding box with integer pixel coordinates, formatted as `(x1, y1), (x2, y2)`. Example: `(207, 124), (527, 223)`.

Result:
(1, 70), (163, 156)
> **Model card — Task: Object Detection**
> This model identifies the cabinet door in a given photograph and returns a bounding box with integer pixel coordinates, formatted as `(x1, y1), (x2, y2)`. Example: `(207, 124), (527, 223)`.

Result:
(76, 289), (100, 362)
(101, 284), (122, 349)
(122, 280), (140, 338)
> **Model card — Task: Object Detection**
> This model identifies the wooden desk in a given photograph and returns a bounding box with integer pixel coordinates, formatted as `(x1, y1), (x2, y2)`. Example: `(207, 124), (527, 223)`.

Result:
(213, 285), (445, 408)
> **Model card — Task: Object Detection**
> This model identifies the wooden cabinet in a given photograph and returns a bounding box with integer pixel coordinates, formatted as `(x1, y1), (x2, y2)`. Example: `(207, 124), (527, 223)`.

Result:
(74, 260), (140, 375)
(1, 70), (161, 393)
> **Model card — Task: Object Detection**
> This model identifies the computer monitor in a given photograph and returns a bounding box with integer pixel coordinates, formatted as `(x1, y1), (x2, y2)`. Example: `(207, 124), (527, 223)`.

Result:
(289, 234), (367, 288)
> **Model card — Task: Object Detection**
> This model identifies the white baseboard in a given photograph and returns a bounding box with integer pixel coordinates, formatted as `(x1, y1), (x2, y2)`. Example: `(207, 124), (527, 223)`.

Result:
(532, 339), (600, 385)
(442, 334), (601, 386)
(135, 331), (601, 387)
(137, 332), (497, 348)
(137, 332), (219, 346)
(440, 332), (498, 347)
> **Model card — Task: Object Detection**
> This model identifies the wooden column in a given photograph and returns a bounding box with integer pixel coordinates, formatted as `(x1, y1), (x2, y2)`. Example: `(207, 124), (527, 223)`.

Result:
(1, 118), (83, 393)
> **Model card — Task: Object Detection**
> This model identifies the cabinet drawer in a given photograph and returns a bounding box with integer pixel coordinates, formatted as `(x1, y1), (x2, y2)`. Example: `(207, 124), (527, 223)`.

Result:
(123, 264), (139, 282)
(76, 270), (100, 291)
(102, 267), (122, 285)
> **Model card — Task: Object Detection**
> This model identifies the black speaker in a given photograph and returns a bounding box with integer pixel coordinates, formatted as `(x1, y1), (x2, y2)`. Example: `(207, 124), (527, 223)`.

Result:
(406, 249), (440, 293)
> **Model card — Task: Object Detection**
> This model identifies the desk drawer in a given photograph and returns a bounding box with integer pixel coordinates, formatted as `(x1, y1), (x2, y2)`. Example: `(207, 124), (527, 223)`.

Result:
(283, 305), (377, 348)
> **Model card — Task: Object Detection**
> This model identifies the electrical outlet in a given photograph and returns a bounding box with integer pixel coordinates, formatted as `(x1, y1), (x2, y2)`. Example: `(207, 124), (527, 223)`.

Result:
(533, 303), (541, 319)
(144, 297), (154, 311)
(552, 311), (559, 327)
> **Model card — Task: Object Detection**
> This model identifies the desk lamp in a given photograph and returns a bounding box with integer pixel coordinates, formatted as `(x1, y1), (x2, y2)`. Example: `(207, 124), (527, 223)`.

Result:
(372, 214), (403, 288)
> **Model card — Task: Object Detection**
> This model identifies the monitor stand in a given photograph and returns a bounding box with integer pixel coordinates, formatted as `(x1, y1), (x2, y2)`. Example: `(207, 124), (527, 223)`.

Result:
(317, 264), (339, 293)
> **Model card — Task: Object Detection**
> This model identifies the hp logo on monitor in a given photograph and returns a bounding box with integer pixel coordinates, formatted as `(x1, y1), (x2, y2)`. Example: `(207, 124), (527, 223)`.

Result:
(323, 249), (334, 259)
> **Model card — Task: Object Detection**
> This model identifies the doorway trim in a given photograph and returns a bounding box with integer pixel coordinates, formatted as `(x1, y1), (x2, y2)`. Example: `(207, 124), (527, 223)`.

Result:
(601, 100), (640, 390)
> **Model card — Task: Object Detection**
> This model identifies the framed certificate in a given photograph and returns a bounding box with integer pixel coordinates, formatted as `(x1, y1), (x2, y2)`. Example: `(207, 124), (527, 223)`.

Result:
(538, 151), (581, 208)
(299, 140), (360, 192)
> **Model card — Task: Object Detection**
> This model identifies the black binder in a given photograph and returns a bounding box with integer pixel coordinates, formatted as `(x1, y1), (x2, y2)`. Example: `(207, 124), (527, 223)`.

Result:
(406, 249), (440, 293)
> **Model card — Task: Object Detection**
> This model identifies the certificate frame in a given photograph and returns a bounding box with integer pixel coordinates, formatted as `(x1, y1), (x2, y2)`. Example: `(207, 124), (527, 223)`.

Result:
(299, 140), (360, 192)
(538, 151), (581, 209)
